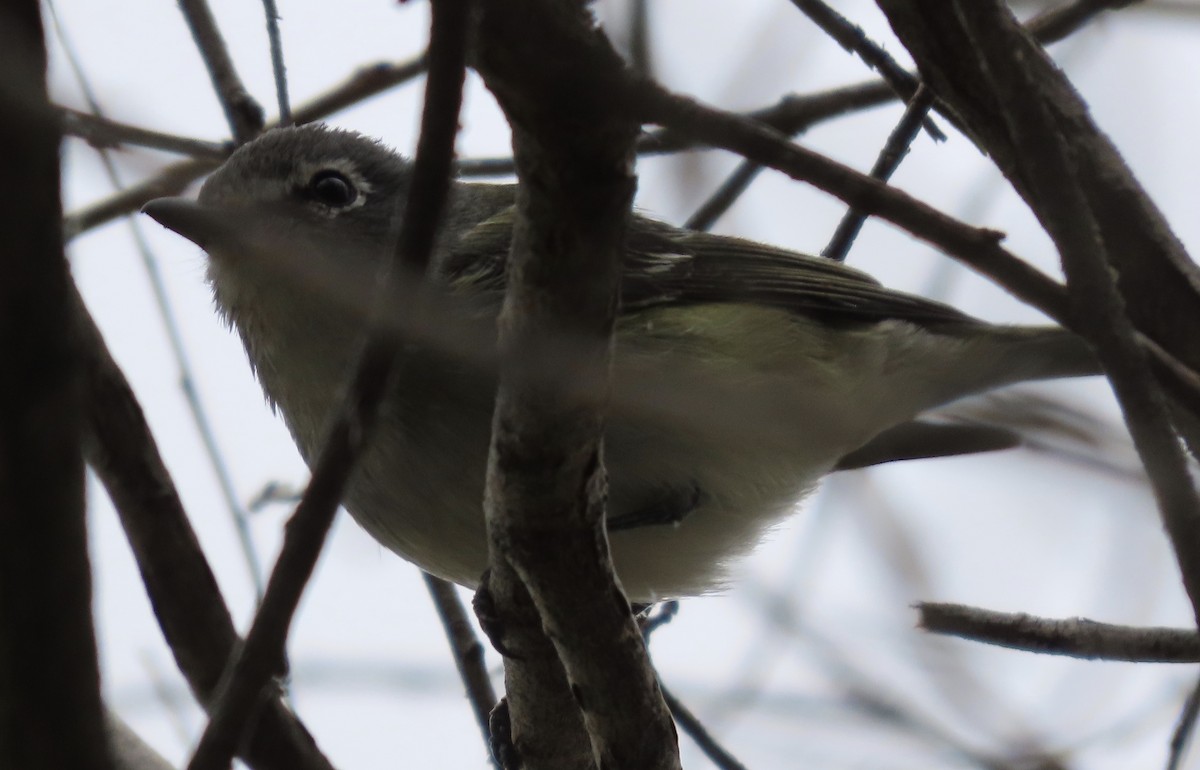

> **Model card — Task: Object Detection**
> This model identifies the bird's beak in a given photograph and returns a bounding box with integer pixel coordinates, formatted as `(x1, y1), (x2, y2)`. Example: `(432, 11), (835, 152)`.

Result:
(141, 197), (237, 250)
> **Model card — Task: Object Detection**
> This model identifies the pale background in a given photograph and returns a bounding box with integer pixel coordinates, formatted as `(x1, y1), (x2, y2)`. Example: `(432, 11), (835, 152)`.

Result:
(49, 1), (1200, 767)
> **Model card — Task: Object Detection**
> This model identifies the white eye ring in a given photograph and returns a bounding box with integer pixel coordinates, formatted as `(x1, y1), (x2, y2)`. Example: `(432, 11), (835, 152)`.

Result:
(308, 170), (357, 207)
(295, 158), (373, 213)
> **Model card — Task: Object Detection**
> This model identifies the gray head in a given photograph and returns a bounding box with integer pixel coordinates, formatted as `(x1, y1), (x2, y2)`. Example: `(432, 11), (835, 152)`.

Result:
(142, 126), (425, 338)
(145, 125), (413, 261)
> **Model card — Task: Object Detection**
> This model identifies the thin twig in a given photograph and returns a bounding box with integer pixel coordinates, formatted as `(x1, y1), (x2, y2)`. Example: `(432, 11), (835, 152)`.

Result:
(661, 686), (749, 770)
(177, 0), (264, 142)
(629, 80), (1075, 322)
(640, 601), (680, 640)
(60, 108), (230, 159)
(680, 81), (926, 230)
(919, 603), (1200, 662)
(184, 3), (470, 766)
(49, 6), (266, 599)
(684, 159), (764, 232)
(423, 574), (500, 769)
(291, 56), (428, 124)
(788, 0), (944, 141)
(64, 54), (429, 240)
(259, 0), (291, 125)
(462, 79), (903, 183)
(1168, 675), (1200, 770)
(822, 85), (935, 262)
(640, 80), (895, 155)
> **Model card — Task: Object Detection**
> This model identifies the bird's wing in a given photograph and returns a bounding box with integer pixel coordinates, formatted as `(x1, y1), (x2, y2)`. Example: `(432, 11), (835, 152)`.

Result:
(442, 209), (977, 328)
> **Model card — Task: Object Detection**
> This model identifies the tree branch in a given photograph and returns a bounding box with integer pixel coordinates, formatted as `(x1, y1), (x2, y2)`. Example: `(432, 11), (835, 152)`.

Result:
(60, 107), (230, 159)
(787, 0), (944, 140)
(919, 603), (1200, 662)
(185, 2), (469, 766)
(177, 0), (264, 143)
(423, 574), (500, 768)
(75, 288), (334, 770)
(63, 54), (429, 240)
(474, 2), (680, 769)
(877, 0), (1200, 627)
(0, 4), (111, 768)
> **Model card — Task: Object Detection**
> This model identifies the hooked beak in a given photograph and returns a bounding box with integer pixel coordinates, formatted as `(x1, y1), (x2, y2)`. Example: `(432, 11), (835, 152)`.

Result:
(141, 197), (238, 250)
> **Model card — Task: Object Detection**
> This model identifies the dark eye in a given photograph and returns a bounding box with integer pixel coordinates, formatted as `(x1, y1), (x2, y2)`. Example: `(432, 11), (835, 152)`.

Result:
(307, 169), (357, 207)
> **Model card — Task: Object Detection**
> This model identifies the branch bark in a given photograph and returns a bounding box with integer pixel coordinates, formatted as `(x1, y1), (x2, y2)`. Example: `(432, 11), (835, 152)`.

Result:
(875, 0), (1200, 628)
(0, 4), (112, 768)
(76, 288), (333, 770)
(185, 2), (469, 766)
(919, 603), (1200, 662)
(474, 3), (680, 769)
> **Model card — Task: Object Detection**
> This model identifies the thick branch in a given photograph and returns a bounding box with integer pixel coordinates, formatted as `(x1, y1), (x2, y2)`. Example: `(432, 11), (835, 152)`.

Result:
(877, 0), (1200, 387)
(0, 5), (111, 768)
(877, 0), (1200, 628)
(475, 3), (680, 770)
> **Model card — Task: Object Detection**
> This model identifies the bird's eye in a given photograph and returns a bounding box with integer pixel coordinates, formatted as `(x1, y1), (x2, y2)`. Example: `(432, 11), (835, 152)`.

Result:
(307, 169), (358, 208)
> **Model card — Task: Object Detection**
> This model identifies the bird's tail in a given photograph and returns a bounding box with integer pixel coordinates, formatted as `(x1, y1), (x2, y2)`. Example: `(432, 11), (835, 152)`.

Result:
(977, 325), (1101, 386)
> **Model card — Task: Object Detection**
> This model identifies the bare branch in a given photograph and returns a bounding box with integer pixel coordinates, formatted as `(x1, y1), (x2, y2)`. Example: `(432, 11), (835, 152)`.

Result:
(1029, 0), (1144, 44)
(919, 603), (1200, 662)
(1169, 675), (1200, 770)
(628, 80), (1075, 323)
(423, 574), (500, 768)
(184, 3), (469, 767)
(877, 0), (1200, 395)
(177, 0), (264, 142)
(0, 4), (112, 767)
(64, 54), (429, 240)
(75, 289), (334, 770)
(259, 0), (291, 125)
(474, 2), (680, 769)
(787, 0), (944, 140)
(60, 107), (230, 159)
(877, 0), (1200, 626)
(822, 85), (935, 261)
(661, 686), (749, 770)
(684, 159), (763, 231)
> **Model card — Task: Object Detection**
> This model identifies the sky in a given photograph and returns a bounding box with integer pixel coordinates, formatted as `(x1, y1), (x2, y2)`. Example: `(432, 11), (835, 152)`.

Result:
(47, 1), (1200, 768)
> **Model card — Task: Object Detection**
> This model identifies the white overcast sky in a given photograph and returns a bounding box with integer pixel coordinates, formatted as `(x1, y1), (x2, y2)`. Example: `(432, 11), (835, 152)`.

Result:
(48, 1), (1200, 768)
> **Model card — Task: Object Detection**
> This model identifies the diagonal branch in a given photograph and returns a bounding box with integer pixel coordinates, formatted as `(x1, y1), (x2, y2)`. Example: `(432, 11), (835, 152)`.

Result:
(75, 287), (334, 770)
(787, 0), (944, 140)
(423, 574), (500, 767)
(877, 0), (1200, 625)
(63, 54), (429, 240)
(178, 0), (264, 143)
(184, 2), (470, 767)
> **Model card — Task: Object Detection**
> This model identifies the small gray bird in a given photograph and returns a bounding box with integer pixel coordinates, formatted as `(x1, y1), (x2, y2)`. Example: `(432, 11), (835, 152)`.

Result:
(143, 124), (1099, 601)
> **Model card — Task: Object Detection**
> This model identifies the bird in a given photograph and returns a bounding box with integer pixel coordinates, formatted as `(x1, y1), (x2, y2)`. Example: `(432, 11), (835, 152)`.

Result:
(142, 124), (1100, 602)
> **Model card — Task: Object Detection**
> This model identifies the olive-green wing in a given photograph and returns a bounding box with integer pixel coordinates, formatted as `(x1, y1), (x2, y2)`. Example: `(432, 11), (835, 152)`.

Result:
(442, 209), (977, 328)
